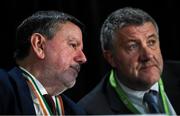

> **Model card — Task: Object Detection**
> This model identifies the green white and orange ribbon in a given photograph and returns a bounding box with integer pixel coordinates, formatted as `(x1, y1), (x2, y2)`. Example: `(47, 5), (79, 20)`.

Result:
(22, 70), (64, 115)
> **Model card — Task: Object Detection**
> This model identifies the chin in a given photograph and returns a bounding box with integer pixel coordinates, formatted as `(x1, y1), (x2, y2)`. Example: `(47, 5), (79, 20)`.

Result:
(55, 88), (68, 96)
(67, 80), (76, 88)
(141, 77), (159, 88)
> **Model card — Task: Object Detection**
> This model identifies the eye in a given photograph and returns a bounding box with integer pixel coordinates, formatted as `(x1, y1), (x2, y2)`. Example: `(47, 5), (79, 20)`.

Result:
(147, 39), (156, 46)
(70, 43), (77, 49)
(127, 42), (138, 51)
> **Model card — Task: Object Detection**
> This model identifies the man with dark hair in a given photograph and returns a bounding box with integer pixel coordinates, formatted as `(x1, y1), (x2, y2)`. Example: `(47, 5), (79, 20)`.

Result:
(78, 7), (180, 115)
(0, 11), (87, 115)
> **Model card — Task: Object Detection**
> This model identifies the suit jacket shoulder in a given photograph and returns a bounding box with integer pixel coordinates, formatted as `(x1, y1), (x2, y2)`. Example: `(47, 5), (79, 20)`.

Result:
(162, 60), (180, 114)
(61, 94), (86, 115)
(78, 73), (132, 114)
(0, 67), (86, 115)
(0, 69), (18, 114)
(0, 67), (35, 114)
(78, 60), (180, 115)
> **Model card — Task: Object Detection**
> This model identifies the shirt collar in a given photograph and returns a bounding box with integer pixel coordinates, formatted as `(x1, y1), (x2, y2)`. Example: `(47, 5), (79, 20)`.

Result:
(115, 73), (159, 106)
(19, 66), (48, 95)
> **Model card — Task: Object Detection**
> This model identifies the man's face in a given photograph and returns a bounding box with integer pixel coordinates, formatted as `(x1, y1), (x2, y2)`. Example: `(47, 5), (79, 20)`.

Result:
(43, 22), (87, 94)
(107, 22), (163, 90)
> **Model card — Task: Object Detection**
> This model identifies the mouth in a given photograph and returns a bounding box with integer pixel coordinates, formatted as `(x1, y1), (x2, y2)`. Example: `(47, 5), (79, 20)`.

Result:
(141, 65), (155, 69)
(70, 65), (80, 74)
(139, 64), (157, 72)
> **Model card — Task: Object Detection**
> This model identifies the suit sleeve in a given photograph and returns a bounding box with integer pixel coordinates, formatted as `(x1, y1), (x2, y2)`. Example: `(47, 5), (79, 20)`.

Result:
(0, 69), (18, 114)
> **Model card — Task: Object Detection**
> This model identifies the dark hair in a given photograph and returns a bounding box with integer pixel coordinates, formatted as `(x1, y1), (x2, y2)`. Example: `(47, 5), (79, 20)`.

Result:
(100, 7), (159, 51)
(14, 10), (85, 60)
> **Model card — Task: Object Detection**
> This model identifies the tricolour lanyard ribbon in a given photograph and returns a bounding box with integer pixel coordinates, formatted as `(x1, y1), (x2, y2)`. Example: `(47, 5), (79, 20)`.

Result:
(22, 71), (64, 115)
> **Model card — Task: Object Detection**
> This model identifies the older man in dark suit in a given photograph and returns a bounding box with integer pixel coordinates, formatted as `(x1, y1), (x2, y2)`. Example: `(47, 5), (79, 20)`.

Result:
(0, 10), (87, 115)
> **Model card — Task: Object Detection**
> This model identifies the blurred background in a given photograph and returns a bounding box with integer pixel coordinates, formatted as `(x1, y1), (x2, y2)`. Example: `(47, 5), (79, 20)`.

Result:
(0, 0), (179, 102)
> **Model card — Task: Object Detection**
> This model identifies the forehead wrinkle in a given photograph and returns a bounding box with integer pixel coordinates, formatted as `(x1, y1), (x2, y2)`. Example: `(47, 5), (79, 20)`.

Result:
(117, 22), (157, 42)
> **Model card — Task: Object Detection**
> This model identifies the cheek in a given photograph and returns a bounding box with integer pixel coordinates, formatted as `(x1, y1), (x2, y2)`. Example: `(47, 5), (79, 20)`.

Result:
(157, 49), (163, 59)
(57, 49), (74, 70)
(122, 56), (139, 76)
(114, 49), (139, 73)
(120, 53), (138, 66)
(55, 53), (72, 70)
(115, 55), (135, 72)
(46, 50), (71, 71)
(156, 50), (164, 71)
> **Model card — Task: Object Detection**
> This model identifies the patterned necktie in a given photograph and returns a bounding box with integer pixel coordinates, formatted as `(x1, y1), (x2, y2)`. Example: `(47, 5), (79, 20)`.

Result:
(143, 90), (164, 113)
(43, 94), (56, 115)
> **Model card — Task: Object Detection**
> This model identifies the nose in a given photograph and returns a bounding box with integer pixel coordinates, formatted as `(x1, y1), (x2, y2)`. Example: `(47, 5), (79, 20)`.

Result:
(75, 50), (87, 64)
(140, 45), (153, 62)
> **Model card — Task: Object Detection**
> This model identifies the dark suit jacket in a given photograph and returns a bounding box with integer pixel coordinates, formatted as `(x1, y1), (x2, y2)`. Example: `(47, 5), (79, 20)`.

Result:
(78, 61), (180, 115)
(0, 67), (85, 115)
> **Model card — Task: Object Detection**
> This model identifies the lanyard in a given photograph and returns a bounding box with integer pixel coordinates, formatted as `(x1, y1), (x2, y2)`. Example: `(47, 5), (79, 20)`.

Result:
(109, 69), (170, 114)
(22, 70), (64, 115)
(159, 78), (170, 115)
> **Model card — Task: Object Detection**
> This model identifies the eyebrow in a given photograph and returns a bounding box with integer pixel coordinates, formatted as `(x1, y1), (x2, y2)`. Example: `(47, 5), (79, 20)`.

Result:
(67, 37), (79, 43)
(123, 38), (139, 43)
(147, 33), (159, 40)
(68, 37), (84, 49)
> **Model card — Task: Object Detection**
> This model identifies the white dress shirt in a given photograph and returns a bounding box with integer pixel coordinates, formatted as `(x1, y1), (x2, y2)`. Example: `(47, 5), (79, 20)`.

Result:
(20, 67), (56, 115)
(116, 76), (176, 115)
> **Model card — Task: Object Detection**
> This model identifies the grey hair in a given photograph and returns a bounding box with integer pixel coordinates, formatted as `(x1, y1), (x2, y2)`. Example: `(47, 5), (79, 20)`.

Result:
(14, 10), (85, 60)
(100, 7), (159, 51)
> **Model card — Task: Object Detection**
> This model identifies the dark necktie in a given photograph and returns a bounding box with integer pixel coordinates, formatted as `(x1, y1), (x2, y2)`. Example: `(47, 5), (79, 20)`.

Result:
(143, 90), (164, 113)
(43, 94), (56, 115)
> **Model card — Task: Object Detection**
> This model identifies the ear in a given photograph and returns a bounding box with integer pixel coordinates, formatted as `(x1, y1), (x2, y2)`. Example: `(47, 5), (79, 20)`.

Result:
(103, 50), (116, 68)
(30, 33), (46, 59)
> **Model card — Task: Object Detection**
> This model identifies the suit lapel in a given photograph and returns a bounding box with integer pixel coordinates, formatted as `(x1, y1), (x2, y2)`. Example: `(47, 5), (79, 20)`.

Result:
(105, 77), (133, 114)
(162, 61), (180, 114)
(8, 67), (35, 114)
(61, 94), (86, 115)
